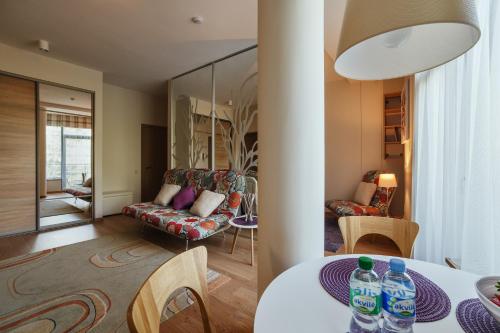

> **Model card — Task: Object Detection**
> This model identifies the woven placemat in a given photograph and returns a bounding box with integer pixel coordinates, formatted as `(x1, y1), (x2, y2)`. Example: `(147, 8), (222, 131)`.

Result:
(232, 216), (258, 227)
(319, 258), (451, 322)
(456, 298), (500, 333)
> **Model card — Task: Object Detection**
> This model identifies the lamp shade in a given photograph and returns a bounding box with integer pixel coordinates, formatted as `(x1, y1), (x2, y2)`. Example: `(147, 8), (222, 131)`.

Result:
(335, 0), (480, 80)
(379, 173), (398, 188)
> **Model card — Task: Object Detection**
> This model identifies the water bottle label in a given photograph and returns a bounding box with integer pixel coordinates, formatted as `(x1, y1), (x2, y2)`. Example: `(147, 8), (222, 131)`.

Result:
(350, 287), (381, 315)
(382, 291), (416, 318)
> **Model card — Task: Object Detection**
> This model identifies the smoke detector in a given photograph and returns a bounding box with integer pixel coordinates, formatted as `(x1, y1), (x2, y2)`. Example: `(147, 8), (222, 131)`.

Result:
(191, 16), (204, 24)
(38, 40), (49, 52)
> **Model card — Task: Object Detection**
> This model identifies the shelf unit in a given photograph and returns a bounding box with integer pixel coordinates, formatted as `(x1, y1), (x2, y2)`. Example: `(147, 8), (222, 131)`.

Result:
(384, 92), (404, 158)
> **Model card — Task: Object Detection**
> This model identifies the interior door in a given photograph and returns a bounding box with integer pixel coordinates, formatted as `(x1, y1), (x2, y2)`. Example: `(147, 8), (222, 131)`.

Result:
(0, 74), (37, 235)
(141, 125), (167, 202)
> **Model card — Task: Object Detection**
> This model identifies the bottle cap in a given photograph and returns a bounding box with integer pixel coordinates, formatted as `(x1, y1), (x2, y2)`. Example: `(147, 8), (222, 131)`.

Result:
(389, 258), (406, 273)
(359, 256), (373, 270)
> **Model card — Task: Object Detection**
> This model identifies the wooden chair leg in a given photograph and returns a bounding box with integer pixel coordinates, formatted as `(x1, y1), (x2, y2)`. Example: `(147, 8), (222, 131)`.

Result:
(250, 228), (254, 266)
(231, 228), (241, 254)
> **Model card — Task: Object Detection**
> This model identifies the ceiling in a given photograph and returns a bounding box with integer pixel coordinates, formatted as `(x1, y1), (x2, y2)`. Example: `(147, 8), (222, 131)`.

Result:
(0, 0), (346, 96)
(39, 84), (92, 109)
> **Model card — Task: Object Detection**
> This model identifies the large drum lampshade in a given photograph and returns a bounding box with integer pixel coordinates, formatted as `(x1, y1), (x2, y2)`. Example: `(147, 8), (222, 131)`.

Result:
(335, 0), (481, 80)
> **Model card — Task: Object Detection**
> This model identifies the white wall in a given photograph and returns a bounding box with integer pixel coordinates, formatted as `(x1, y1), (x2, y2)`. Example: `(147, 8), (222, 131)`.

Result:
(0, 42), (104, 218)
(102, 83), (166, 203)
(325, 79), (384, 199)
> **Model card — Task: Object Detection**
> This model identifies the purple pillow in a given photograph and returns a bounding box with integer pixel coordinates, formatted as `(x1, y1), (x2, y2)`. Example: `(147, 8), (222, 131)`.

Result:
(172, 186), (195, 210)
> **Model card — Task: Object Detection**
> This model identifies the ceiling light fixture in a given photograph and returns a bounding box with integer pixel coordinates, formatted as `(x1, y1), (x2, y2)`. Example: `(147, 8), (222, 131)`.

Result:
(191, 16), (204, 24)
(335, 0), (480, 80)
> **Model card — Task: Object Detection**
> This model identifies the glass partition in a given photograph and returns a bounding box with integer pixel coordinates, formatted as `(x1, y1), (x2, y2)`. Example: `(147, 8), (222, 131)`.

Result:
(169, 46), (258, 176)
(171, 66), (212, 169)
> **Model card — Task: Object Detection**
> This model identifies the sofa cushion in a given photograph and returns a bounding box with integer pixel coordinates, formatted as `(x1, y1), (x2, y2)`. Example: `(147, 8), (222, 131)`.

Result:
(154, 184), (181, 206)
(172, 186), (196, 210)
(122, 202), (229, 241)
(325, 199), (381, 217)
(190, 190), (226, 218)
(353, 182), (377, 206)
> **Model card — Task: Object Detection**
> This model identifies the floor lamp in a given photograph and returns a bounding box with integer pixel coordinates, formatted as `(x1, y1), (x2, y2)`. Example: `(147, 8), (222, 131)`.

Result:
(378, 173), (398, 217)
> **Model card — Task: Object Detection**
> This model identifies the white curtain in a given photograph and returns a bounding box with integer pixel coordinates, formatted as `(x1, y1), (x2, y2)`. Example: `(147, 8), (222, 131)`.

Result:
(413, 0), (500, 275)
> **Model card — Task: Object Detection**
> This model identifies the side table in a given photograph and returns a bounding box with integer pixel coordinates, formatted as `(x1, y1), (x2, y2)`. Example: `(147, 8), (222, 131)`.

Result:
(228, 215), (258, 266)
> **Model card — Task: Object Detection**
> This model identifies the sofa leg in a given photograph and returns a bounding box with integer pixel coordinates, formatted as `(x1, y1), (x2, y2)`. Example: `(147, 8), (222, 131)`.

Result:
(185, 239), (189, 251)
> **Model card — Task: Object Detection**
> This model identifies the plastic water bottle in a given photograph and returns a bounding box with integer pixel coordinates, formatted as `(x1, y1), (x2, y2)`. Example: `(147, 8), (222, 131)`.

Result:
(349, 256), (382, 333)
(381, 259), (416, 333)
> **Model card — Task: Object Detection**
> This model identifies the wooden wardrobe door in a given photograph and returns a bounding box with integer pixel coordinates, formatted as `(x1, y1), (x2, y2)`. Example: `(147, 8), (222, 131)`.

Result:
(0, 75), (37, 235)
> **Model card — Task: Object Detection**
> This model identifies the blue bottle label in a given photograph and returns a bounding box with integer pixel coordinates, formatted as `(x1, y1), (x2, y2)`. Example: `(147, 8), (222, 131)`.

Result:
(382, 290), (416, 318)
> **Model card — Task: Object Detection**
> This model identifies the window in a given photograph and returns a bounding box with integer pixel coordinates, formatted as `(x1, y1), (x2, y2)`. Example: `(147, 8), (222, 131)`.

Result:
(62, 127), (91, 187)
(46, 126), (62, 179)
(413, 0), (500, 274)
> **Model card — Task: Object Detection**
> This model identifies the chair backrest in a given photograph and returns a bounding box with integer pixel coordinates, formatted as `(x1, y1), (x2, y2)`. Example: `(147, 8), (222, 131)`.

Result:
(127, 246), (215, 333)
(338, 216), (419, 258)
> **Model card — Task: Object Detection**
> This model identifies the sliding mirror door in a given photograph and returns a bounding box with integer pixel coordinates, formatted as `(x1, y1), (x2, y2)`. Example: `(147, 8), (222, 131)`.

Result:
(38, 84), (93, 229)
(171, 66), (212, 169)
(169, 46), (258, 175)
(214, 48), (258, 175)
(0, 74), (37, 235)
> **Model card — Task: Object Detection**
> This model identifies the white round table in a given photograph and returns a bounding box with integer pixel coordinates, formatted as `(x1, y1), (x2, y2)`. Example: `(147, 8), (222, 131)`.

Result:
(255, 254), (479, 332)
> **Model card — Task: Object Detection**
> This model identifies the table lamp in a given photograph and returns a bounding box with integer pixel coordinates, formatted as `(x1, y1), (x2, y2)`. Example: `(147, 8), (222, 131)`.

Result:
(378, 173), (398, 217)
(335, 0), (480, 80)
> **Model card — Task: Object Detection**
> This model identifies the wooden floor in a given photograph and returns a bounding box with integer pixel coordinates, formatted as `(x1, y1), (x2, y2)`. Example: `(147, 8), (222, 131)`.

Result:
(0, 215), (400, 333)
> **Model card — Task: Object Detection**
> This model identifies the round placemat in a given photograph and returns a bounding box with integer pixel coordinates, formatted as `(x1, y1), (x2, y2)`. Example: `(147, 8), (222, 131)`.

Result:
(232, 216), (258, 227)
(319, 258), (451, 322)
(456, 298), (500, 333)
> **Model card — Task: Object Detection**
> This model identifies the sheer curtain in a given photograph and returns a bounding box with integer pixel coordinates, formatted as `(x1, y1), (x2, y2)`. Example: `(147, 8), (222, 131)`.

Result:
(413, 0), (500, 275)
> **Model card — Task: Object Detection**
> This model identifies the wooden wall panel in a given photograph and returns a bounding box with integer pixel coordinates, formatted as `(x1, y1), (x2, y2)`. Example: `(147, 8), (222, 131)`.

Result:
(0, 75), (36, 234)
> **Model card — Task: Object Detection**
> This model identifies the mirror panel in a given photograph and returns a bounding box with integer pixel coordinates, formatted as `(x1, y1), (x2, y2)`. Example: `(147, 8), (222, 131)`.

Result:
(38, 83), (93, 228)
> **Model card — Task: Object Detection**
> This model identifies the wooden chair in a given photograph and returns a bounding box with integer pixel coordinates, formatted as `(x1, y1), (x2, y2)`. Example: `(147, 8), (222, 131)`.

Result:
(338, 216), (419, 258)
(127, 246), (215, 333)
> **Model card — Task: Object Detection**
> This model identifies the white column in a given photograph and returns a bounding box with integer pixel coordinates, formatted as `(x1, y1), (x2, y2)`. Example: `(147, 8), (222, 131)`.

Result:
(258, 0), (325, 296)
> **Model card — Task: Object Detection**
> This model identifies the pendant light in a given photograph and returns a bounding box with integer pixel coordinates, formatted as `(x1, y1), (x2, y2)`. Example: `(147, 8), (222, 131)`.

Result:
(335, 0), (481, 80)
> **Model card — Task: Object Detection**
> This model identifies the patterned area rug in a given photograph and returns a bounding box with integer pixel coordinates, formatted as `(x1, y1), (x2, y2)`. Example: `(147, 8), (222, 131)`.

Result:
(0, 234), (229, 332)
(325, 215), (344, 252)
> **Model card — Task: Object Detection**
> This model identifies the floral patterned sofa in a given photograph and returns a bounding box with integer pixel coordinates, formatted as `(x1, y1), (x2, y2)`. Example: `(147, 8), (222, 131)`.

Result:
(122, 169), (246, 248)
(325, 170), (395, 218)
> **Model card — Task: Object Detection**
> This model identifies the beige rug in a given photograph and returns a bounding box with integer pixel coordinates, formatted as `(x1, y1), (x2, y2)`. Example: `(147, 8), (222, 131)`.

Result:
(0, 234), (229, 332)
(40, 199), (82, 217)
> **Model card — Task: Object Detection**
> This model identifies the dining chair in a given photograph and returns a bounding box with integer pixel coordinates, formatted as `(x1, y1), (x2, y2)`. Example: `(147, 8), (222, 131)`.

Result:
(338, 216), (419, 258)
(127, 246), (216, 333)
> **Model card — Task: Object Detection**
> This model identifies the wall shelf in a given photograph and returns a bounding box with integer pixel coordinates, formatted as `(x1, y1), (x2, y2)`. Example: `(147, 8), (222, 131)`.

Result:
(384, 92), (405, 159)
